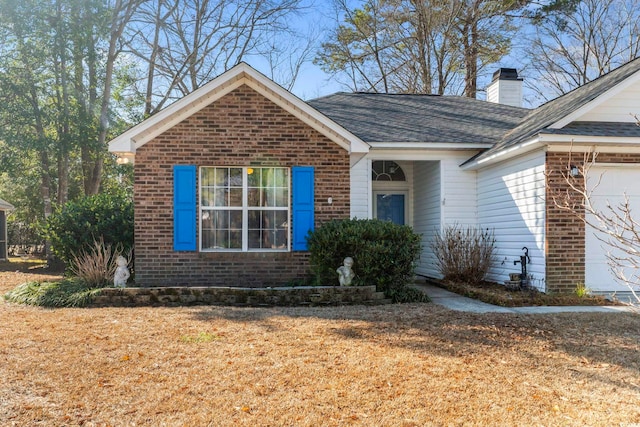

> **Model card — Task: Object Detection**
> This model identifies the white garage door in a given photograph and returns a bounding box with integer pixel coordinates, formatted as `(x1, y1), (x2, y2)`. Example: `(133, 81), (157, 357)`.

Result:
(585, 165), (640, 294)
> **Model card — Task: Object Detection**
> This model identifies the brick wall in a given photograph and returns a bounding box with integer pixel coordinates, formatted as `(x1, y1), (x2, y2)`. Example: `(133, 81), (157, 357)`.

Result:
(133, 85), (351, 286)
(545, 151), (640, 292)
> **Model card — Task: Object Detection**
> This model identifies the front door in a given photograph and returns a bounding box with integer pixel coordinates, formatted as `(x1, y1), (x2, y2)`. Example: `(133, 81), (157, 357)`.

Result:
(375, 194), (405, 225)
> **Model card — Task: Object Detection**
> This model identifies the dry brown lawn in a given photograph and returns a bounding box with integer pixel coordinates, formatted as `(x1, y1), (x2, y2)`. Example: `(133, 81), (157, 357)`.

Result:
(1, 259), (639, 426)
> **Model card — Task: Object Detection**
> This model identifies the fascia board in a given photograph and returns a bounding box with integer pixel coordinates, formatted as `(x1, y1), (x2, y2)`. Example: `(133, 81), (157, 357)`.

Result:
(461, 137), (543, 170)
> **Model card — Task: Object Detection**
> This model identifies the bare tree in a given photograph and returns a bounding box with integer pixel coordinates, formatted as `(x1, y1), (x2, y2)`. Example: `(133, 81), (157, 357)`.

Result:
(126, 0), (304, 115)
(316, 0), (526, 97)
(262, 24), (320, 92)
(549, 143), (640, 305)
(524, 0), (640, 104)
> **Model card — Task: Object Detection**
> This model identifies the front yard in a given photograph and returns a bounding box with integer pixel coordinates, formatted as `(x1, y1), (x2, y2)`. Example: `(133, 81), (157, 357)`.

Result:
(1, 260), (639, 425)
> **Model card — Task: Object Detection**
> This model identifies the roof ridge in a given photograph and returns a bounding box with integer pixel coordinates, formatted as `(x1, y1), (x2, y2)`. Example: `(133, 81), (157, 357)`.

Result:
(532, 56), (640, 111)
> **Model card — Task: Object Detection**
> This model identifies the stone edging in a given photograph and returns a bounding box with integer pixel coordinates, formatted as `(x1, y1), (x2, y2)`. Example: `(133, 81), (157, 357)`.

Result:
(89, 285), (390, 307)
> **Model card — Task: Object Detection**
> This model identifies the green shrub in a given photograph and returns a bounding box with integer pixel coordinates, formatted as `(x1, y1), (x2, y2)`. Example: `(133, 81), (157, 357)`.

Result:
(43, 192), (133, 268)
(306, 218), (423, 302)
(3, 279), (102, 308)
(431, 225), (496, 284)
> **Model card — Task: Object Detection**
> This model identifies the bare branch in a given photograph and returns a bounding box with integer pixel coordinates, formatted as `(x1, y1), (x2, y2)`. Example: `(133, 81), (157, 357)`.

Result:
(548, 143), (640, 305)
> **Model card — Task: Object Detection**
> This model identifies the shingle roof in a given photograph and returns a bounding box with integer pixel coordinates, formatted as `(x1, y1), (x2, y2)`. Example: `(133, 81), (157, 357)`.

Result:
(471, 57), (640, 162)
(0, 198), (14, 210)
(542, 121), (640, 137)
(307, 93), (529, 144)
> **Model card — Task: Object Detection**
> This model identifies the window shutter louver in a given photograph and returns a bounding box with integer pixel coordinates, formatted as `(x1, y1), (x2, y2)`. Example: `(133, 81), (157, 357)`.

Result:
(173, 165), (197, 251)
(292, 166), (314, 251)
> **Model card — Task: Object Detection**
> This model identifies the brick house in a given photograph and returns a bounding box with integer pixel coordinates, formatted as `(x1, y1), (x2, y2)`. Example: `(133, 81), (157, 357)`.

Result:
(109, 59), (640, 296)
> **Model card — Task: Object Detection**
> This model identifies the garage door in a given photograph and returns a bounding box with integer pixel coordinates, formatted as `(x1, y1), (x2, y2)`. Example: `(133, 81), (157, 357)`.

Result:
(585, 165), (640, 294)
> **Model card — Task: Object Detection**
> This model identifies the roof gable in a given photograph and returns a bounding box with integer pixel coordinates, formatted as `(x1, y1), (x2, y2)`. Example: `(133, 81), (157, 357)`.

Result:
(108, 63), (369, 160)
(471, 57), (640, 164)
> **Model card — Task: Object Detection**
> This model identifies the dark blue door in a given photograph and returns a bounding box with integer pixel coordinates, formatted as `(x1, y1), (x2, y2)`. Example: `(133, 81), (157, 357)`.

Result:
(376, 194), (405, 225)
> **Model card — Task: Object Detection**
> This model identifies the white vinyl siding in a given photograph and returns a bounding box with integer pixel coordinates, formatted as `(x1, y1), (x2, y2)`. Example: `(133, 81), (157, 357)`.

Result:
(441, 155), (477, 226)
(413, 161), (441, 277)
(477, 151), (546, 290)
(576, 80), (640, 122)
(350, 156), (370, 219)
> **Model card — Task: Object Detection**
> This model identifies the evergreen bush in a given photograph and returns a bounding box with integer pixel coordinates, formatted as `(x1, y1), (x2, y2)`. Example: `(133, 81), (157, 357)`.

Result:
(307, 218), (424, 302)
(43, 192), (133, 268)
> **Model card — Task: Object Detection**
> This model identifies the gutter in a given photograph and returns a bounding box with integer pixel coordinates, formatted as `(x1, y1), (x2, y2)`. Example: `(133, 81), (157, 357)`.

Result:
(460, 136), (543, 170)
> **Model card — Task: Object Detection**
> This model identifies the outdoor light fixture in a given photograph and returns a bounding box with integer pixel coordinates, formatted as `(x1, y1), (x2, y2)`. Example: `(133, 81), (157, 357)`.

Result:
(569, 165), (580, 177)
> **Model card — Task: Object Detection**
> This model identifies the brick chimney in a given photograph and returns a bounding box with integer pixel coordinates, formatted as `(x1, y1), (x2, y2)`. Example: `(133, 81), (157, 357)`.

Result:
(487, 68), (523, 108)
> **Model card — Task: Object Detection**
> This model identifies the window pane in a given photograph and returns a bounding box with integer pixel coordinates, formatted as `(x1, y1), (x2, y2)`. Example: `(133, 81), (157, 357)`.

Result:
(229, 210), (242, 230)
(201, 168), (214, 186)
(201, 228), (214, 249)
(248, 210), (262, 229)
(275, 188), (287, 207)
(214, 168), (228, 186)
(212, 211), (228, 229)
(214, 230), (229, 249)
(201, 188), (214, 207)
(264, 188), (275, 207)
(247, 168), (260, 187)
(228, 230), (241, 249)
(261, 168), (273, 187)
(274, 168), (287, 187)
(273, 210), (288, 248)
(201, 211), (213, 229)
(229, 168), (242, 187)
(212, 189), (225, 207)
(229, 188), (242, 206)
(248, 188), (261, 207)
(248, 229), (262, 249)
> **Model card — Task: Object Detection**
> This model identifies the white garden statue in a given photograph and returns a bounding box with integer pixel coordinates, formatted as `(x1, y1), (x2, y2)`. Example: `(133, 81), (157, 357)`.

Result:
(336, 257), (355, 286)
(114, 255), (130, 288)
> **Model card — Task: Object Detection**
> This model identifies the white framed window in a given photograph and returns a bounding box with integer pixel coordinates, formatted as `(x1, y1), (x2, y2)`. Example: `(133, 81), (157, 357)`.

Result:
(200, 167), (290, 251)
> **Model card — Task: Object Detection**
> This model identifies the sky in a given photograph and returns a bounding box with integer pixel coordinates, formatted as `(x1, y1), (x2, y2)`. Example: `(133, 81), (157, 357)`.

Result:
(251, 0), (531, 105)
(250, 0), (556, 107)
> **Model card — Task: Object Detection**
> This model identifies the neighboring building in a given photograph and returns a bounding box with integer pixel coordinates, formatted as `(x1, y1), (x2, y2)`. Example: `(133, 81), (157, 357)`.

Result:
(109, 59), (640, 296)
(0, 198), (14, 260)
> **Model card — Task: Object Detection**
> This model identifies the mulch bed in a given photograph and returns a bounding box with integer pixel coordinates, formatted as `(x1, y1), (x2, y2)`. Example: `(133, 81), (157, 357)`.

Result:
(431, 278), (624, 307)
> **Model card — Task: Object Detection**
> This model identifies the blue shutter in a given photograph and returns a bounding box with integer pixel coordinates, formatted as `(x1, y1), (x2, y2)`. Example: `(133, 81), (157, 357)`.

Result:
(292, 166), (314, 251)
(173, 165), (197, 251)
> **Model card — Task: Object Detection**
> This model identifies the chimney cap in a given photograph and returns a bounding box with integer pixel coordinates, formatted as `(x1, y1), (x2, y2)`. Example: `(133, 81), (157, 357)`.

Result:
(491, 68), (522, 82)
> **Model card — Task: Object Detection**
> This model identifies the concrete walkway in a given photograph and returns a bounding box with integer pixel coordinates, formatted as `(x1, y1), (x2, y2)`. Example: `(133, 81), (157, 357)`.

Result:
(414, 283), (636, 314)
